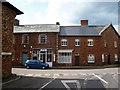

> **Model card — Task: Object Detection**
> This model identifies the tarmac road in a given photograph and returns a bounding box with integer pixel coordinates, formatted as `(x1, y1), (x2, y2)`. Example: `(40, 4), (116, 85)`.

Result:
(2, 67), (120, 90)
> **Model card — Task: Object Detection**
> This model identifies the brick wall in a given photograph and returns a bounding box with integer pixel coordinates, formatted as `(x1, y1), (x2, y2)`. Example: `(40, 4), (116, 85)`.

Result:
(2, 5), (16, 78)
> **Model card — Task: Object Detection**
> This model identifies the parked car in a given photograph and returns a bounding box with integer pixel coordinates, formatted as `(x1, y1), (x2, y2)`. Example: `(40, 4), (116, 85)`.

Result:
(25, 60), (49, 69)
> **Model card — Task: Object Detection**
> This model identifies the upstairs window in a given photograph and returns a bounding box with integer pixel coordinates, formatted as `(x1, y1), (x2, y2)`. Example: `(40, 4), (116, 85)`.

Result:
(39, 34), (47, 44)
(75, 39), (80, 46)
(104, 40), (107, 48)
(88, 39), (94, 46)
(61, 39), (67, 46)
(22, 34), (29, 44)
(114, 41), (117, 48)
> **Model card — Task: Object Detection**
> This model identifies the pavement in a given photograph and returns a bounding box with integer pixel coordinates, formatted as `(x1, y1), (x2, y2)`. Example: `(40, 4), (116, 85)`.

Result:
(13, 64), (120, 69)
(1, 67), (120, 90)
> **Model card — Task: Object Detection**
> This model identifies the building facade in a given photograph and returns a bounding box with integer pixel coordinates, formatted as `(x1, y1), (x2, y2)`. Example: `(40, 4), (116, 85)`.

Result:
(13, 20), (120, 67)
(13, 24), (59, 67)
(1, 1), (23, 78)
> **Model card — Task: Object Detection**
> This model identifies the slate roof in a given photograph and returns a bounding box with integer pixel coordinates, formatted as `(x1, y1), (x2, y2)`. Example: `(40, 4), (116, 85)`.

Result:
(14, 24), (60, 33)
(60, 25), (105, 36)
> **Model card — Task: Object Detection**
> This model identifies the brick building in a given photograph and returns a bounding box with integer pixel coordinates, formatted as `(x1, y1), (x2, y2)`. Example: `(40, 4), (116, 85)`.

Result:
(13, 20), (120, 67)
(1, 0), (23, 78)
(13, 24), (59, 67)
(57, 20), (120, 66)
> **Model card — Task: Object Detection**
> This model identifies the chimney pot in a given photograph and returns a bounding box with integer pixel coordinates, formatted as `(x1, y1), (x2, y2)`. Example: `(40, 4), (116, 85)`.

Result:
(81, 20), (88, 26)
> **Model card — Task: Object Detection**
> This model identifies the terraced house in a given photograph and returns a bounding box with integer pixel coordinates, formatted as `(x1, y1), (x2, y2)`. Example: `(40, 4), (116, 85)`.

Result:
(13, 20), (120, 67)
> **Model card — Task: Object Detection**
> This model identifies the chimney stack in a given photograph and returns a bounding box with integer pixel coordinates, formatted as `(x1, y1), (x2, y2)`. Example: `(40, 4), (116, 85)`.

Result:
(81, 20), (88, 26)
(14, 19), (19, 26)
(56, 22), (60, 25)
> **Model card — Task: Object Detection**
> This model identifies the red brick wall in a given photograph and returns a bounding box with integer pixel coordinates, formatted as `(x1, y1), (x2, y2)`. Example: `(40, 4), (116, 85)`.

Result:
(2, 5), (16, 78)
(13, 33), (57, 65)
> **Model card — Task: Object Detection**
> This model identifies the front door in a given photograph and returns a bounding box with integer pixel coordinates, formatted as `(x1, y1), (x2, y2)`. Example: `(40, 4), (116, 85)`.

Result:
(75, 56), (80, 66)
(108, 53), (110, 64)
(22, 52), (28, 65)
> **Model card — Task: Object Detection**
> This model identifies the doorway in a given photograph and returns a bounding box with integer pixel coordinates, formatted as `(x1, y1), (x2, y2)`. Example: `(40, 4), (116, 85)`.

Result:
(75, 56), (80, 66)
(108, 53), (110, 64)
(22, 52), (28, 65)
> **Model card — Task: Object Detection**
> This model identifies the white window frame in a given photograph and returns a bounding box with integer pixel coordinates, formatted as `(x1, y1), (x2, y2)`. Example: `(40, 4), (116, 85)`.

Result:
(75, 39), (80, 46)
(114, 41), (117, 48)
(61, 39), (67, 46)
(88, 39), (94, 46)
(39, 34), (47, 44)
(88, 54), (95, 63)
(115, 54), (118, 61)
(58, 51), (72, 64)
(102, 54), (105, 62)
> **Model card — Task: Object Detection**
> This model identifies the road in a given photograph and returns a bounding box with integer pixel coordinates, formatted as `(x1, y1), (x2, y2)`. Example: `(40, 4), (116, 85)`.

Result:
(2, 67), (120, 90)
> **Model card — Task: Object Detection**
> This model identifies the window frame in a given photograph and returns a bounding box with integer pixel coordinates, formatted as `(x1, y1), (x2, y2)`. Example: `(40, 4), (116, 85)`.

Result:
(102, 54), (105, 62)
(114, 41), (117, 48)
(61, 39), (68, 46)
(114, 54), (118, 61)
(104, 40), (107, 48)
(75, 39), (80, 46)
(58, 52), (72, 63)
(88, 54), (95, 63)
(88, 39), (94, 46)
(22, 34), (29, 44)
(39, 34), (47, 44)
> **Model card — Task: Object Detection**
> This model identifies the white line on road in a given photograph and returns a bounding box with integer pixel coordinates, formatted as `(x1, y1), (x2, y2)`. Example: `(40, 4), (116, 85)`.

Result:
(92, 73), (108, 84)
(38, 78), (56, 90)
(61, 80), (81, 90)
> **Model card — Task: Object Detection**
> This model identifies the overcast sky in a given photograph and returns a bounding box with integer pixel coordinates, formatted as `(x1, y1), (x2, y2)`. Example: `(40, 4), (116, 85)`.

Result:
(7, 0), (119, 33)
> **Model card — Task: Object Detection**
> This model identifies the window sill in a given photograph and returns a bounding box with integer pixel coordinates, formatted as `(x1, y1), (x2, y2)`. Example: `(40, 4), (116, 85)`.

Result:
(61, 45), (67, 46)
(88, 45), (94, 47)
(88, 61), (95, 63)
(75, 45), (80, 46)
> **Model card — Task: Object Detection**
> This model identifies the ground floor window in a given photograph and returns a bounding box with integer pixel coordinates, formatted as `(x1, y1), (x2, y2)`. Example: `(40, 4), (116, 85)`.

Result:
(58, 52), (72, 63)
(88, 54), (95, 63)
(32, 49), (52, 62)
(115, 54), (118, 61)
(102, 54), (105, 62)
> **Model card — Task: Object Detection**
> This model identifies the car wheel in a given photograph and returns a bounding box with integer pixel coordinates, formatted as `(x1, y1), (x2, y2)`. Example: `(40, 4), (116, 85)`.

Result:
(42, 66), (45, 69)
(26, 65), (30, 69)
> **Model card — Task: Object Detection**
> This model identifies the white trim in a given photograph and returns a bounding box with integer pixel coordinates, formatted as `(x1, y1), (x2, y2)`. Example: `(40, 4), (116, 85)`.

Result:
(1, 52), (12, 55)
(14, 25), (60, 33)
(58, 49), (73, 53)
(99, 23), (111, 35)
(88, 60), (95, 63)
(61, 39), (67, 46)
(88, 39), (94, 46)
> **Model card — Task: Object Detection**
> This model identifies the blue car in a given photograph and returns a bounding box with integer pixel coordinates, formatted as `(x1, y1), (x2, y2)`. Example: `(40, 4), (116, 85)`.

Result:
(25, 60), (49, 69)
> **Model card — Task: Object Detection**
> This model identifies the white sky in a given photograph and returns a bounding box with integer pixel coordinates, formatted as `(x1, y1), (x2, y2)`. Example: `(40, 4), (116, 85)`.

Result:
(7, 0), (120, 33)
